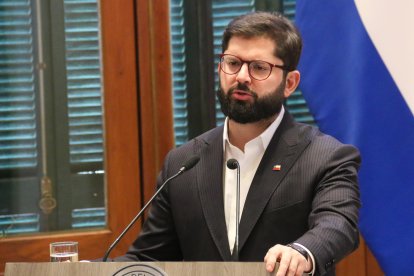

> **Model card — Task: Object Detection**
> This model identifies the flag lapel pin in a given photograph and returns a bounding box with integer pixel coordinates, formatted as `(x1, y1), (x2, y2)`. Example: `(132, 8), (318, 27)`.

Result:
(272, 165), (281, 171)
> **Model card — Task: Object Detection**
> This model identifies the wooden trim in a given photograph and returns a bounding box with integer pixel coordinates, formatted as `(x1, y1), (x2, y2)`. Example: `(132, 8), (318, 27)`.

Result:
(366, 245), (384, 276)
(0, 0), (141, 271)
(100, 0), (141, 258)
(336, 236), (366, 276)
(136, 0), (175, 205)
(335, 237), (384, 276)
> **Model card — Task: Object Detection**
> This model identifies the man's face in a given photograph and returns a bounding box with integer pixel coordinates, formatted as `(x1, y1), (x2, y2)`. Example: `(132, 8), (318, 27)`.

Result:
(218, 36), (287, 124)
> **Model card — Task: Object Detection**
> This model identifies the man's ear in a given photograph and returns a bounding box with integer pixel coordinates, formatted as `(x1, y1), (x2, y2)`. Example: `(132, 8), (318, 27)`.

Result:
(284, 70), (300, 98)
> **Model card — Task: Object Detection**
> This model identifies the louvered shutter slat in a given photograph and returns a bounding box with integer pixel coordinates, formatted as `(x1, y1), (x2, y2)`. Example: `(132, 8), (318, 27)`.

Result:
(64, 0), (104, 168)
(170, 0), (188, 146)
(283, 0), (296, 21)
(0, 0), (37, 170)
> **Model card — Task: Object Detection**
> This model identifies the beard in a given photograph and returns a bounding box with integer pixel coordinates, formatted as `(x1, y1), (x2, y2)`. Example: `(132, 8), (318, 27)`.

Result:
(217, 80), (286, 124)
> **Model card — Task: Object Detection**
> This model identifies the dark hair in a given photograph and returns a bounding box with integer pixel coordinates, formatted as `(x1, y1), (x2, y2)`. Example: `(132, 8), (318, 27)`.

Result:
(222, 12), (302, 71)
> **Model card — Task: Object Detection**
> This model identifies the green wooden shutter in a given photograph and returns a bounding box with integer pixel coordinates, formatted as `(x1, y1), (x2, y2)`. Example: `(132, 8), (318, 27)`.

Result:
(63, 0), (105, 229)
(0, 213), (39, 234)
(71, 207), (105, 228)
(0, 0), (38, 171)
(170, 0), (189, 146)
(0, 0), (106, 235)
(212, 0), (255, 126)
(282, 0), (296, 20)
(64, 0), (104, 171)
(0, 0), (40, 235)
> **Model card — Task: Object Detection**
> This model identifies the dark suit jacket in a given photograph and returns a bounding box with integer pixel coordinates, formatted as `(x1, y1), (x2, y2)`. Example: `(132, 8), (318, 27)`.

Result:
(117, 113), (361, 276)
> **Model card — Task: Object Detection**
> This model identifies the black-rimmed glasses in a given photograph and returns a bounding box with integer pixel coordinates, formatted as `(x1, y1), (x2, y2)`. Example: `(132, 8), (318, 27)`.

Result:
(219, 54), (288, 81)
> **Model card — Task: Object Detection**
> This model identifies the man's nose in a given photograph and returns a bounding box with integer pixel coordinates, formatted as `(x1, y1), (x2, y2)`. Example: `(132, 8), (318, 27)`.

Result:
(236, 63), (251, 84)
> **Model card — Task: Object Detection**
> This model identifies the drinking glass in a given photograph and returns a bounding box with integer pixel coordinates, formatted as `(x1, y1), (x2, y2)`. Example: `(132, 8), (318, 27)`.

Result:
(50, 241), (79, 262)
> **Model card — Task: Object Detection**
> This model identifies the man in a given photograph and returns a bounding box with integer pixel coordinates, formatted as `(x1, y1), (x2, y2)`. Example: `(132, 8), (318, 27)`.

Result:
(116, 12), (361, 276)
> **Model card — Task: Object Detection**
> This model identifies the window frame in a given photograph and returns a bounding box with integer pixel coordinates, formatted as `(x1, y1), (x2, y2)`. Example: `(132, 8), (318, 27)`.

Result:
(181, 0), (217, 139)
(0, 0), (107, 233)
(0, 0), (174, 269)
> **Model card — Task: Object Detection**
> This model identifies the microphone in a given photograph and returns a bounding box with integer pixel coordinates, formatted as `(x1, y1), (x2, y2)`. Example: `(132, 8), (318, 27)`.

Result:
(226, 158), (240, 261)
(102, 155), (200, 262)
(226, 159), (238, 170)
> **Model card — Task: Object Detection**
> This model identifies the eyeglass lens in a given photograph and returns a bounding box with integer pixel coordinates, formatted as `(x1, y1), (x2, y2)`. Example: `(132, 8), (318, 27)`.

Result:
(220, 55), (272, 80)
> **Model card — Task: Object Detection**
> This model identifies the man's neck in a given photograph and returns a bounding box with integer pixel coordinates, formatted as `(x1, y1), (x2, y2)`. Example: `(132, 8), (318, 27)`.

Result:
(228, 114), (277, 152)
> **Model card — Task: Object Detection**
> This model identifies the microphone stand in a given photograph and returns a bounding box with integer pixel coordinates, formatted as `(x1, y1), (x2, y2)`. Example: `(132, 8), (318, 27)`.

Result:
(234, 161), (240, 261)
(102, 155), (200, 262)
(227, 159), (240, 261)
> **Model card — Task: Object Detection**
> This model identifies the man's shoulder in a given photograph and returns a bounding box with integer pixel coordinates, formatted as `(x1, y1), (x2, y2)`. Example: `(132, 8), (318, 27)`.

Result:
(291, 121), (360, 161)
(169, 125), (224, 154)
(161, 126), (223, 172)
(292, 121), (344, 145)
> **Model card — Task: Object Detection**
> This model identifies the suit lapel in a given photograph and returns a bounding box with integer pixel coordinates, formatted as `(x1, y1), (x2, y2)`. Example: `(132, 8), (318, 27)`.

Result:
(238, 114), (311, 251)
(194, 127), (232, 260)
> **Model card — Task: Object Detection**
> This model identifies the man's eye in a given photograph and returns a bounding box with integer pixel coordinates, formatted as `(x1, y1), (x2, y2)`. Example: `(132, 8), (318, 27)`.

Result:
(227, 60), (240, 66)
(252, 63), (269, 71)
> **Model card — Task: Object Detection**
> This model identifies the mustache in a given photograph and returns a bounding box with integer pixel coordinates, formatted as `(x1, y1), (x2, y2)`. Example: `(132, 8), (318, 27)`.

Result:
(228, 83), (257, 98)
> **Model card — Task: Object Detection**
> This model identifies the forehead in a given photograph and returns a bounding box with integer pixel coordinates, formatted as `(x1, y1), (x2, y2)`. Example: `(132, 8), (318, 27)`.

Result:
(225, 36), (278, 61)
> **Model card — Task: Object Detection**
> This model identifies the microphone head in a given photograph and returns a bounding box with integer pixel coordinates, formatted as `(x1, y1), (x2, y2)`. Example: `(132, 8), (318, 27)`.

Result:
(181, 155), (200, 171)
(226, 158), (239, 170)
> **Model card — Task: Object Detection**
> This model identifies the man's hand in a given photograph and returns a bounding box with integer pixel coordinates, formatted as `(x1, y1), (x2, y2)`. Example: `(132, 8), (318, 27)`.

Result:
(264, 244), (312, 276)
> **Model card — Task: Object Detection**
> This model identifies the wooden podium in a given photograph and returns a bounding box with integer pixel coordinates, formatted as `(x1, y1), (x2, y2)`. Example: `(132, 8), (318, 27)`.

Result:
(5, 262), (283, 276)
